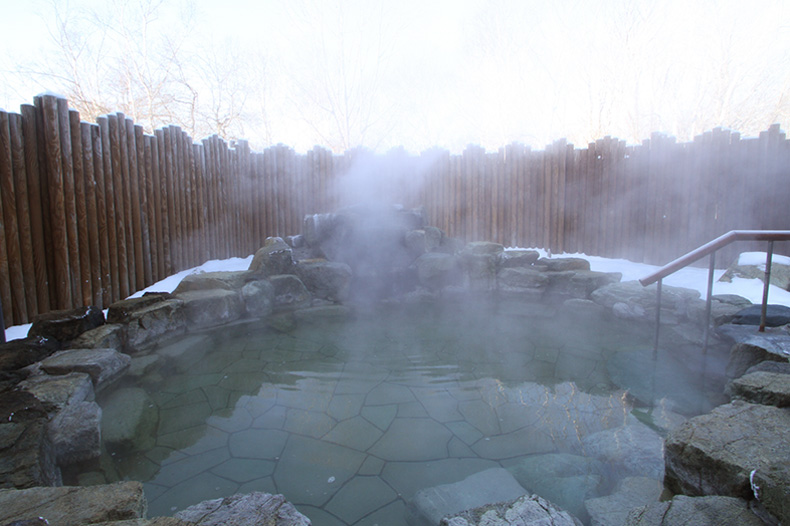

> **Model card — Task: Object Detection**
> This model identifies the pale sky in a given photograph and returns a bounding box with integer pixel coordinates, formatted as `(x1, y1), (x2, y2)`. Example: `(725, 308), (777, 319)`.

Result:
(2, 0), (789, 152)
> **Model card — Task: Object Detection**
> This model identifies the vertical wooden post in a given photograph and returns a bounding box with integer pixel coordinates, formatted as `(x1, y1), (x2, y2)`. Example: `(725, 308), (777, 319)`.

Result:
(69, 110), (92, 305)
(80, 122), (102, 307)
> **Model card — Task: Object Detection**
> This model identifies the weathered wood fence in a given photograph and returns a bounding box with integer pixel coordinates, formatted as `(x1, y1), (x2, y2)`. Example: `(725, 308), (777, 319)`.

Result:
(1, 94), (789, 327)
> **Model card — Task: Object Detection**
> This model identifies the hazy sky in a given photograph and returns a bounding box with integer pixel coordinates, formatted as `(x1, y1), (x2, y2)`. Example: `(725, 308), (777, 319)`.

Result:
(1, 0), (789, 152)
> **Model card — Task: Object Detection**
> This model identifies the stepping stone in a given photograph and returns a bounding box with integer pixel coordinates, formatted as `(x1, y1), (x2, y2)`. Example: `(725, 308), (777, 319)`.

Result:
(408, 467), (527, 526)
(585, 477), (663, 526)
(727, 370), (790, 407)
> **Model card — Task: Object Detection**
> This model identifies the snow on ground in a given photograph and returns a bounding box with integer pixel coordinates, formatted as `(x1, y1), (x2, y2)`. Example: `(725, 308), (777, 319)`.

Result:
(4, 251), (788, 342)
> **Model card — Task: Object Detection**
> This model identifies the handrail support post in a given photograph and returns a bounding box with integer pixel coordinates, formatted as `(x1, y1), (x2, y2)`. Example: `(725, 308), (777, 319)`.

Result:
(653, 278), (663, 354)
(702, 251), (716, 354)
(759, 241), (775, 332)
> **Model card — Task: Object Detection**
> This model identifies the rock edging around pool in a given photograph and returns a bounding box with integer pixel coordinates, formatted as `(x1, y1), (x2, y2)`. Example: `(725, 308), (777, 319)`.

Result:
(0, 203), (786, 525)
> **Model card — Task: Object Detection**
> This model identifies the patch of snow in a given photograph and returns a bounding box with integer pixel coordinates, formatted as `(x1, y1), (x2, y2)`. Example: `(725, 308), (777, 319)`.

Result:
(737, 251), (790, 268)
(126, 255), (253, 298)
(35, 91), (68, 100)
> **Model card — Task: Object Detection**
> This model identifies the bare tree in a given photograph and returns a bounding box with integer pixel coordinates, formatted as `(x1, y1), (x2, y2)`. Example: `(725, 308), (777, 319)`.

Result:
(14, 0), (267, 142)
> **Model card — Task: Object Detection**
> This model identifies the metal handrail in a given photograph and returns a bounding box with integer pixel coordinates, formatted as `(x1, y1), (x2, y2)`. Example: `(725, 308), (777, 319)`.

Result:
(640, 230), (790, 354)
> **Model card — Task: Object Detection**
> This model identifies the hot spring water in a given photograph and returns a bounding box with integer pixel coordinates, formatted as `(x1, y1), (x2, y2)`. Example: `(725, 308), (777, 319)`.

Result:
(90, 298), (727, 525)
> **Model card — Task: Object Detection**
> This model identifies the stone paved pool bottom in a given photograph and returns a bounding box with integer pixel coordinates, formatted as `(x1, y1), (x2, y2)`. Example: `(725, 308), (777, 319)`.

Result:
(90, 297), (723, 525)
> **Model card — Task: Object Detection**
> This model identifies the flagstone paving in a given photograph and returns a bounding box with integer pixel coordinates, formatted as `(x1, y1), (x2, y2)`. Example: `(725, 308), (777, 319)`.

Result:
(92, 299), (721, 525)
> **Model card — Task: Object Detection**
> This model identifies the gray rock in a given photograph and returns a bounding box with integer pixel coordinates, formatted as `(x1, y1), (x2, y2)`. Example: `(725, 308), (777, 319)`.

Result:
(563, 271), (622, 299)
(175, 289), (244, 328)
(732, 304), (790, 327)
(249, 237), (296, 277)
(242, 279), (275, 318)
(0, 390), (61, 488)
(28, 306), (105, 343)
(295, 260), (352, 301)
(535, 257), (591, 272)
(122, 299), (187, 351)
(92, 519), (194, 526)
(746, 359), (790, 375)
(580, 422), (664, 480)
(687, 297), (750, 327)
(173, 270), (251, 293)
(405, 228), (442, 255)
(720, 257), (790, 291)
(0, 481), (146, 526)
(501, 249), (540, 268)
(725, 338), (790, 379)
(70, 323), (127, 351)
(441, 494), (583, 526)
(460, 242), (504, 291)
(127, 354), (162, 379)
(39, 348), (131, 392)
(591, 281), (700, 321)
(506, 454), (604, 521)
(0, 337), (61, 373)
(175, 492), (311, 525)
(19, 372), (94, 408)
(106, 292), (174, 323)
(269, 275), (311, 311)
(584, 477), (663, 526)
(294, 305), (351, 323)
(664, 400), (790, 504)
(751, 463), (790, 525)
(624, 495), (766, 526)
(101, 387), (158, 452)
(727, 370), (790, 407)
(415, 252), (460, 290)
(497, 267), (549, 297)
(47, 400), (102, 465)
(408, 467), (527, 526)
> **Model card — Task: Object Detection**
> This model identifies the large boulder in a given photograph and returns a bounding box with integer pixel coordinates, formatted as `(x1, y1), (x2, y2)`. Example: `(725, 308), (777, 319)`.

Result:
(687, 295), (752, 327)
(497, 267), (549, 297)
(19, 372), (94, 409)
(0, 390), (61, 488)
(173, 270), (251, 293)
(440, 494), (583, 526)
(415, 253), (460, 290)
(460, 242), (504, 291)
(750, 463), (790, 525)
(624, 495), (765, 526)
(249, 238), (295, 277)
(727, 370), (790, 407)
(664, 400), (790, 517)
(120, 299), (187, 351)
(535, 257), (591, 272)
(584, 477), (663, 526)
(101, 387), (158, 452)
(269, 275), (311, 311)
(70, 323), (127, 351)
(0, 482), (146, 525)
(39, 348), (130, 392)
(295, 260), (352, 302)
(242, 279), (275, 318)
(107, 293), (187, 350)
(580, 422), (664, 481)
(506, 453), (604, 522)
(47, 400), (102, 465)
(500, 249), (540, 268)
(28, 306), (105, 343)
(408, 467), (527, 526)
(174, 289), (244, 328)
(174, 492), (311, 526)
(731, 304), (790, 327)
(719, 252), (790, 291)
(725, 335), (790, 379)
(590, 281), (700, 322)
(404, 227), (442, 256)
(0, 336), (61, 373)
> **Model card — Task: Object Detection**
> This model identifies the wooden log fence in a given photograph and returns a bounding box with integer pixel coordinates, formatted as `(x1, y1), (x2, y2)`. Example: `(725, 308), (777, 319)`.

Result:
(1, 94), (789, 327)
